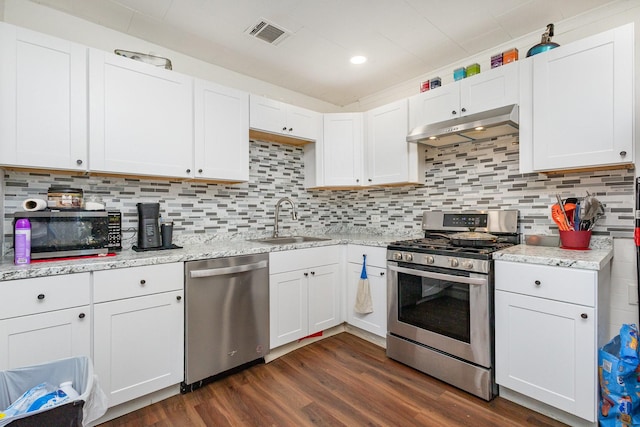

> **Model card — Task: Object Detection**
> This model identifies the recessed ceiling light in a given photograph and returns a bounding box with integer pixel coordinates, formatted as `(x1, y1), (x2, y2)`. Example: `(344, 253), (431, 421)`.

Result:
(475, 126), (485, 131)
(350, 55), (367, 65)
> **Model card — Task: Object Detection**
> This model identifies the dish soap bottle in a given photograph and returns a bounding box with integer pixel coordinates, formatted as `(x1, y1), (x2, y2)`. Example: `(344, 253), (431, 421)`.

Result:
(14, 218), (31, 265)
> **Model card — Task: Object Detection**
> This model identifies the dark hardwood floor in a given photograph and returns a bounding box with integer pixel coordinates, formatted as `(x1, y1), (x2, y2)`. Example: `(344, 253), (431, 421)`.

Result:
(99, 333), (568, 426)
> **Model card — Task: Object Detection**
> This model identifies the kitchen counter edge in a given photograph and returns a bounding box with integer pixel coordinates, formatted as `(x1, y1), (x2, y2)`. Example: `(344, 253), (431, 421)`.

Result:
(493, 239), (614, 271)
(0, 234), (403, 281)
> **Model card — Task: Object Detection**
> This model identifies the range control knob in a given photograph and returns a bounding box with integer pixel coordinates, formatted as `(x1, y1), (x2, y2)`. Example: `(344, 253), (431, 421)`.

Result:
(403, 253), (414, 262)
(449, 258), (459, 268)
(424, 255), (435, 264)
(393, 252), (403, 261)
(462, 261), (474, 270)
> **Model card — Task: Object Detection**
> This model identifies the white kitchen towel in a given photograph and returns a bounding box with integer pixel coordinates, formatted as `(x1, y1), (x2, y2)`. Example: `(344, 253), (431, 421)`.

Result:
(354, 255), (373, 314)
(21, 198), (47, 211)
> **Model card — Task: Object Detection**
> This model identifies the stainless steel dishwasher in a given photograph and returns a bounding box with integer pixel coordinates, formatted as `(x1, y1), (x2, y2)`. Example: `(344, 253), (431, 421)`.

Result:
(182, 253), (269, 392)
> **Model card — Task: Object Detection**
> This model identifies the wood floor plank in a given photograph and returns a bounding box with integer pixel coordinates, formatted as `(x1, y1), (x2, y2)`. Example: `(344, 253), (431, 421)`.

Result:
(99, 333), (569, 427)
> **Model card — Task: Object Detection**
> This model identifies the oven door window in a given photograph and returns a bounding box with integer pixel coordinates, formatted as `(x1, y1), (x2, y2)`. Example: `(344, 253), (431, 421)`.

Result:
(397, 269), (470, 343)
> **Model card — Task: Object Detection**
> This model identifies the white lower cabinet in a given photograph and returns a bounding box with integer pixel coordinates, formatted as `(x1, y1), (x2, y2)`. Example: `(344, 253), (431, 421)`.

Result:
(93, 263), (184, 408)
(346, 245), (387, 338)
(0, 274), (91, 370)
(269, 246), (341, 349)
(495, 260), (608, 423)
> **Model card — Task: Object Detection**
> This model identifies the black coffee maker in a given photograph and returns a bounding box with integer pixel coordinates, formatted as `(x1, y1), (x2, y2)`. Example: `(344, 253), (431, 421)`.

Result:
(137, 203), (162, 249)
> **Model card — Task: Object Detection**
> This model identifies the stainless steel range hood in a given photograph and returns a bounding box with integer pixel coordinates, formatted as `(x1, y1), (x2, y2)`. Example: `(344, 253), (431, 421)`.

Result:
(407, 104), (519, 147)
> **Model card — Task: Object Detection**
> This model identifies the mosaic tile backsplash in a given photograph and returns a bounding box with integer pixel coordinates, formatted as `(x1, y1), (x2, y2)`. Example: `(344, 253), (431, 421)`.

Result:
(1, 138), (635, 253)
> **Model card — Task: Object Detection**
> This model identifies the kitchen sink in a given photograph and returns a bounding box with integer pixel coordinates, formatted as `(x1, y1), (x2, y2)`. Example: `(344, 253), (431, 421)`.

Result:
(249, 236), (332, 245)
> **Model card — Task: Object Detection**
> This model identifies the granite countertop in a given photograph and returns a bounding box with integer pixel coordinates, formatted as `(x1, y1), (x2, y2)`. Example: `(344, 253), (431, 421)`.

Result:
(0, 232), (411, 282)
(493, 237), (614, 271)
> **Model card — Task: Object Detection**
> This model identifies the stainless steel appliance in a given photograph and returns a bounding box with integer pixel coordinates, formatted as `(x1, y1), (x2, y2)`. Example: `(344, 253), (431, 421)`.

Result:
(386, 210), (519, 400)
(182, 253), (270, 392)
(13, 210), (121, 259)
(406, 104), (518, 147)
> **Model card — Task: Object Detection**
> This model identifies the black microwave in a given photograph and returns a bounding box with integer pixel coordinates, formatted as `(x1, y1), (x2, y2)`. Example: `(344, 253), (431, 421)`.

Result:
(13, 210), (122, 259)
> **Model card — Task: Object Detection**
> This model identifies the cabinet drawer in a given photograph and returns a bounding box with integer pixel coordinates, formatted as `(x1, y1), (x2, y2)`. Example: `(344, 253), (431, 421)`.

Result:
(347, 245), (387, 268)
(0, 273), (90, 320)
(495, 261), (596, 306)
(93, 263), (183, 303)
(270, 246), (340, 274)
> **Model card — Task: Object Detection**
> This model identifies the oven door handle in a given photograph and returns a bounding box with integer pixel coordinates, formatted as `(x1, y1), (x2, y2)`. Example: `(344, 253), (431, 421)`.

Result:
(387, 264), (488, 286)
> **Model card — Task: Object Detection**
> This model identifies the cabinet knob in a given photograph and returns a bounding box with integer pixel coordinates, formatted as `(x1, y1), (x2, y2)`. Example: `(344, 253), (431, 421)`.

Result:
(186, 169), (191, 174)
(37, 294), (45, 300)
(380, 272), (385, 276)
(198, 169), (203, 173)
(78, 313), (86, 319)
(140, 279), (146, 285)
(581, 313), (588, 319)
(534, 280), (541, 286)
(76, 159), (83, 165)
(356, 179), (360, 183)
(311, 271), (315, 275)
(304, 272), (309, 277)
(288, 128), (293, 132)
(451, 110), (457, 115)
(176, 295), (182, 301)
(461, 108), (466, 113)
(282, 126), (287, 131)
(620, 151), (627, 157)
(368, 178), (372, 182)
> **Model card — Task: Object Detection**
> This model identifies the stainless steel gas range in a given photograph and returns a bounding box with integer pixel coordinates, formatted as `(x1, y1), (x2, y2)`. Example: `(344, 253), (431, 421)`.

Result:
(386, 210), (519, 400)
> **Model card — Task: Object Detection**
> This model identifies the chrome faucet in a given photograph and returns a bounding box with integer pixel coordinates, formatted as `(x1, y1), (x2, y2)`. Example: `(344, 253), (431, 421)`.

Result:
(273, 197), (298, 237)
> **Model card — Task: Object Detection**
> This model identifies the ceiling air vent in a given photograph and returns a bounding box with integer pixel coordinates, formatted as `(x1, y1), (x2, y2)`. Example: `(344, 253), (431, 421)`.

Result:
(246, 19), (290, 45)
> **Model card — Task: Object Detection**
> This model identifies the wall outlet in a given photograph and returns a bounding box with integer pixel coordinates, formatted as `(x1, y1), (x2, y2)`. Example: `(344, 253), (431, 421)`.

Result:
(629, 283), (638, 305)
(371, 215), (381, 223)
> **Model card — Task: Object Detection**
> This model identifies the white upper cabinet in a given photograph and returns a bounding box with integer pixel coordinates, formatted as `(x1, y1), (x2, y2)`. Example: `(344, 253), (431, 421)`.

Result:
(409, 62), (519, 129)
(194, 80), (249, 182)
(0, 22), (88, 172)
(89, 49), (194, 178)
(320, 113), (364, 187)
(366, 99), (423, 186)
(250, 95), (321, 141)
(312, 101), (424, 189)
(520, 23), (634, 173)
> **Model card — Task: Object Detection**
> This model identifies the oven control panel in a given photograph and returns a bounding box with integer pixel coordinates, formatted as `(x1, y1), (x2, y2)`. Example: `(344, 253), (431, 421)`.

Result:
(388, 250), (489, 274)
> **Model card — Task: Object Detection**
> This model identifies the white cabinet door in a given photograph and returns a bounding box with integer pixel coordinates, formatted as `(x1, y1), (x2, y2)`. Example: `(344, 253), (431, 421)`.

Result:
(249, 95), (320, 141)
(0, 23), (87, 171)
(94, 290), (184, 408)
(409, 64), (519, 130)
(89, 49), (194, 178)
(194, 79), (249, 182)
(367, 99), (422, 185)
(322, 113), (364, 187)
(346, 264), (387, 338)
(495, 290), (596, 422)
(249, 95), (287, 136)
(269, 270), (308, 349)
(308, 264), (341, 334)
(0, 306), (90, 370)
(460, 62), (519, 115)
(287, 104), (320, 141)
(409, 83), (460, 128)
(529, 24), (633, 171)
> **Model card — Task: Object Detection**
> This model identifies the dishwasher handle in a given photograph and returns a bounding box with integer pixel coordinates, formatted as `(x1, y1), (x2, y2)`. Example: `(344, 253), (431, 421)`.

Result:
(189, 260), (268, 279)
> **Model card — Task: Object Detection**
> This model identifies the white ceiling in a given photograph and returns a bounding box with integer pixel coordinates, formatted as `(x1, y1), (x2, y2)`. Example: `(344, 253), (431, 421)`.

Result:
(31, 0), (614, 106)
